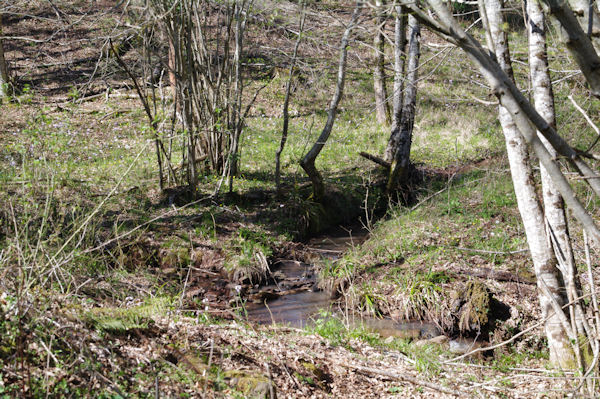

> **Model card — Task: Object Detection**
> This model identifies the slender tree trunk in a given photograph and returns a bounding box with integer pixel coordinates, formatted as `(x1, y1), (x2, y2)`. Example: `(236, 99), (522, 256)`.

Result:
(386, 14), (420, 192)
(228, 0), (248, 192)
(541, 0), (600, 97)
(276, 5), (306, 195)
(0, 14), (10, 100)
(527, 0), (591, 364)
(373, 0), (390, 125)
(300, 1), (362, 202)
(483, 0), (574, 368)
(383, 6), (408, 163)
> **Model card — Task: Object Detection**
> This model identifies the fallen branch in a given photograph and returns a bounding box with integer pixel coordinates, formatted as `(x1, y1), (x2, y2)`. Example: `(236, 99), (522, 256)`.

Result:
(453, 246), (528, 255)
(359, 151), (391, 169)
(343, 363), (465, 396)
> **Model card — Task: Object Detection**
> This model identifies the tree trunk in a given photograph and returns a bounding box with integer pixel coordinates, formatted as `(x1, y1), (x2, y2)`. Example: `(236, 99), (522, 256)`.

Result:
(300, 1), (362, 202)
(383, 6), (408, 163)
(228, 0), (248, 192)
(373, 0), (390, 125)
(408, 0), (600, 245)
(566, 0), (600, 44)
(0, 14), (10, 100)
(276, 6), (306, 195)
(527, 0), (592, 364)
(386, 14), (420, 193)
(541, 0), (600, 98)
(483, 0), (574, 368)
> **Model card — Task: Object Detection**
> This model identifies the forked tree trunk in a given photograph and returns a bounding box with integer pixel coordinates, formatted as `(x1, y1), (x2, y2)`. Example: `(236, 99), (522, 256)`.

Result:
(300, 2), (362, 201)
(383, 6), (408, 163)
(483, 0), (574, 368)
(373, 0), (390, 125)
(385, 14), (420, 192)
(0, 14), (10, 100)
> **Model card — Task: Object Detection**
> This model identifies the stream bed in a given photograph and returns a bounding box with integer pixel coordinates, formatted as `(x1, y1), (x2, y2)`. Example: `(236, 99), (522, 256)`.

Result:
(244, 226), (447, 343)
(244, 225), (367, 328)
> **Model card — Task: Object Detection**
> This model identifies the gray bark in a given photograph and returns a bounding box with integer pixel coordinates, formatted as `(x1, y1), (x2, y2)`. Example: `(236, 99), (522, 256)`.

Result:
(383, 6), (408, 163)
(405, 0), (600, 245)
(483, 0), (573, 368)
(566, 0), (600, 42)
(373, 0), (390, 125)
(541, 0), (600, 97)
(300, 2), (362, 201)
(386, 14), (420, 192)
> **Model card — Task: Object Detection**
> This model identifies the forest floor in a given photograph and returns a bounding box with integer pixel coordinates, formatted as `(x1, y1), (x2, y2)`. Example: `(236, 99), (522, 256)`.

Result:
(1, 0), (599, 398)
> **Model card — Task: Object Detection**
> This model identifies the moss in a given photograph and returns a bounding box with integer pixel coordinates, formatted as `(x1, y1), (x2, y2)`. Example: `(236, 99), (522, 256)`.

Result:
(223, 370), (275, 398)
(82, 296), (172, 332)
(453, 281), (491, 332)
(299, 361), (331, 391)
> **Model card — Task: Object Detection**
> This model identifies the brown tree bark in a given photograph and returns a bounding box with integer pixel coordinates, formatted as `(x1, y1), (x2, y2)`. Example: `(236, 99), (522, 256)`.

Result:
(0, 14), (10, 100)
(373, 0), (390, 125)
(386, 14), (420, 193)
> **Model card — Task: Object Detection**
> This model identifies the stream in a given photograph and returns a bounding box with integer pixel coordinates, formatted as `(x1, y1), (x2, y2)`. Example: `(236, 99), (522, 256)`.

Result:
(244, 225), (366, 328)
(242, 226), (485, 354)
(244, 226), (447, 343)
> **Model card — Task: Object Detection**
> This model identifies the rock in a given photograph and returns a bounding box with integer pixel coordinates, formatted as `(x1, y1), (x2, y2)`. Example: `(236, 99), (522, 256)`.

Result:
(224, 370), (276, 398)
(414, 335), (449, 347)
(449, 338), (484, 355)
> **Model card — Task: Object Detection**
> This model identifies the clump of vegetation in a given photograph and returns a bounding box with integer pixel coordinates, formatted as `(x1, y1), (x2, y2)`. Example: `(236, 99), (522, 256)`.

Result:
(224, 227), (276, 284)
(81, 296), (173, 332)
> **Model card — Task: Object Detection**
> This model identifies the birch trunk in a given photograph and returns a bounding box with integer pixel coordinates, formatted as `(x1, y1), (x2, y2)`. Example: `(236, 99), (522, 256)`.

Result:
(528, 0), (591, 359)
(541, 0), (600, 97)
(383, 6), (408, 163)
(300, 2), (362, 201)
(0, 14), (9, 100)
(483, 0), (573, 367)
(386, 14), (420, 192)
(373, 0), (390, 125)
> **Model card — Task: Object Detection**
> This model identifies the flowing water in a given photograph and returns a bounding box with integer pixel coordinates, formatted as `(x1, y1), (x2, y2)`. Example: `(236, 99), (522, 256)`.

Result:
(244, 225), (482, 351)
(244, 225), (367, 328)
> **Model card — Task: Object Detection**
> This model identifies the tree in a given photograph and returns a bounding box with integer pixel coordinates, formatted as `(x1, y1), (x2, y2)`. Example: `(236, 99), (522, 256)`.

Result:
(148, 0), (254, 192)
(384, 13), (420, 193)
(373, 0), (390, 125)
(480, 0), (573, 367)
(300, 1), (363, 201)
(526, 0), (590, 368)
(383, 5), (407, 163)
(276, 5), (306, 196)
(0, 13), (10, 100)
(401, 0), (600, 377)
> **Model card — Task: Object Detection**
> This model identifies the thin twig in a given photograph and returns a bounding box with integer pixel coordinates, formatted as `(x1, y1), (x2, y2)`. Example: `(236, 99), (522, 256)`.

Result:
(343, 363), (466, 396)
